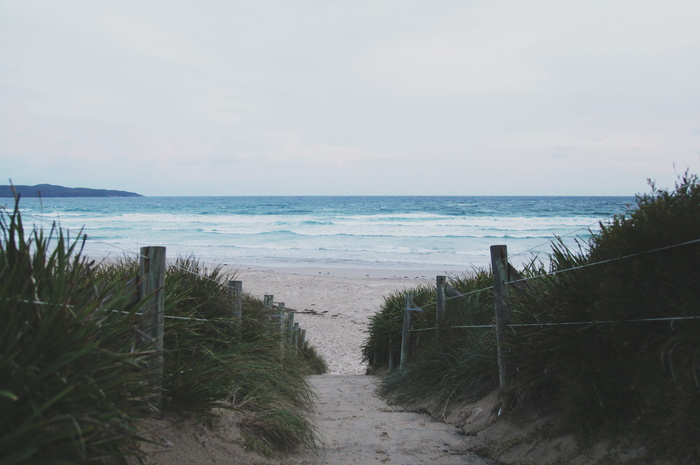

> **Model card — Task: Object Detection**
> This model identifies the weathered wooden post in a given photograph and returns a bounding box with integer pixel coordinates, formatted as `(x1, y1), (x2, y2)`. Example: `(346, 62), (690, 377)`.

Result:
(293, 322), (300, 352)
(491, 245), (512, 401)
(264, 294), (274, 313)
(228, 280), (243, 331)
(138, 246), (166, 413)
(436, 275), (447, 339)
(286, 310), (295, 345)
(277, 302), (286, 353)
(400, 293), (413, 368)
(299, 328), (306, 349)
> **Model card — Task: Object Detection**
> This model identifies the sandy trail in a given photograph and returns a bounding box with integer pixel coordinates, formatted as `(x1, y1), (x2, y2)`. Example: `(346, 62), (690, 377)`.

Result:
(233, 267), (443, 374)
(288, 375), (491, 465)
(135, 374), (494, 465)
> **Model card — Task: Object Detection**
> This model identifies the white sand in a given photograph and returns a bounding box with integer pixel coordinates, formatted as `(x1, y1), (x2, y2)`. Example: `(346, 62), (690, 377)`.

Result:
(225, 264), (455, 374)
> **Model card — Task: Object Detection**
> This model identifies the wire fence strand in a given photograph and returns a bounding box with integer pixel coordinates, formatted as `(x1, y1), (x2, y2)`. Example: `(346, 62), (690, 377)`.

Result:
(402, 237), (700, 333)
(446, 314), (700, 330)
(506, 237), (700, 286)
(4, 296), (241, 323)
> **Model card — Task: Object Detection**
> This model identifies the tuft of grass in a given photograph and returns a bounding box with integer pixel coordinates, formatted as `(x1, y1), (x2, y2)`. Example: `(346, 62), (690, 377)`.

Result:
(365, 270), (501, 409)
(298, 341), (329, 375)
(241, 407), (317, 455)
(0, 196), (150, 464)
(362, 283), (435, 371)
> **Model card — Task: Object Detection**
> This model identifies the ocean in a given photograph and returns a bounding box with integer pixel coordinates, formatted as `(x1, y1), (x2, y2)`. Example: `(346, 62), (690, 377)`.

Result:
(9, 196), (635, 272)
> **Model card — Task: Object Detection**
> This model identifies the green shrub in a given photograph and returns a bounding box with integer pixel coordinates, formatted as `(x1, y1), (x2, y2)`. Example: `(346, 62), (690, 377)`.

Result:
(362, 283), (435, 371)
(507, 172), (700, 461)
(364, 270), (501, 408)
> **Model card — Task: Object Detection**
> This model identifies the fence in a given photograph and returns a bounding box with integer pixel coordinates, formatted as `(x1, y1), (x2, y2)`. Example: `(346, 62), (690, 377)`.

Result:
(394, 239), (700, 403)
(395, 245), (518, 386)
(126, 246), (310, 412)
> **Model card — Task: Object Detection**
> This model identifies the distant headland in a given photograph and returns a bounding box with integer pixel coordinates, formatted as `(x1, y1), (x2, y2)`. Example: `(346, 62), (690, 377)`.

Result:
(0, 184), (143, 198)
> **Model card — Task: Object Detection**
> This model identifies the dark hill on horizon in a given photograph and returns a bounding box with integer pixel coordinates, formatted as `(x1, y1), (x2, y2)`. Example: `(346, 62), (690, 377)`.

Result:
(0, 184), (142, 198)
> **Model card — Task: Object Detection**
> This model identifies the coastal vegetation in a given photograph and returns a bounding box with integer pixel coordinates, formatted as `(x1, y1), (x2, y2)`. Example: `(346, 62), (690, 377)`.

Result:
(363, 172), (700, 464)
(0, 198), (326, 464)
(0, 184), (142, 197)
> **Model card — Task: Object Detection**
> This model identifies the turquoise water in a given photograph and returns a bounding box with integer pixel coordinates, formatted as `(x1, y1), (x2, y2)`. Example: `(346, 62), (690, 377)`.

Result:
(9, 196), (635, 271)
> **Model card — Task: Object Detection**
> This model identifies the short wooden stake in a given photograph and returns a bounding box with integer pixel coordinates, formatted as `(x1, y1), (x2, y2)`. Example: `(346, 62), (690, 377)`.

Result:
(436, 275), (447, 339)
(264, 294), (274, 313)
(293, 322), (300, 352)
(287, 310), (295, 345)
(139, 246), (166, 413)
(400, 293), (413, 368)
(277, 302), (286, 353)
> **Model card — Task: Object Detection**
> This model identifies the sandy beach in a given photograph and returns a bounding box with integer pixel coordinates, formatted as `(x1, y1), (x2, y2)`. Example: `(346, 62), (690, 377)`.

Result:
(224, 264), (459, 374)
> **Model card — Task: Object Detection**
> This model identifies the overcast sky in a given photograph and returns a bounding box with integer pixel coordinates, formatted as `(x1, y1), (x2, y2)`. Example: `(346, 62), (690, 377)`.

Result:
(1, 0), (699, 196)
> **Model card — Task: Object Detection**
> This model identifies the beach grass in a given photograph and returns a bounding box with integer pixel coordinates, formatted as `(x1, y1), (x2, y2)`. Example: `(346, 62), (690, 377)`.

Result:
(365, 171), (700, 463)
(363, 270), (501, 407)
(0, 199), (149, 464)
(505, 171), (700, 461)
(0, 197), (327, 463)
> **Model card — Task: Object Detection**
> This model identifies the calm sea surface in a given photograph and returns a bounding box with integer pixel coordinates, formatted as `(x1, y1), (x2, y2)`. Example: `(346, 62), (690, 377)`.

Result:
(10, 196), (635, 271)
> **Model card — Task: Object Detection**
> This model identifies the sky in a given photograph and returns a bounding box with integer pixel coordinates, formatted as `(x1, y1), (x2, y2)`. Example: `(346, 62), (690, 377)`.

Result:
(1, 0), (699, 196)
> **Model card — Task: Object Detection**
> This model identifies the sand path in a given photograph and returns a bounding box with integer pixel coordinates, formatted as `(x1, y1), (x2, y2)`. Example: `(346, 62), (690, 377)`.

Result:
(288, 374), (491, 465)
(234, 267), (442, 374)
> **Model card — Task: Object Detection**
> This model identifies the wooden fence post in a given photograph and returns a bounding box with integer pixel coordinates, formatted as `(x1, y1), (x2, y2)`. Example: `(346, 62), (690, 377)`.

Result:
(293, 322), (300, 352)
(139, 246), (166, 413)
(436, 275), (447, 339)
(491, 245), (512, 401)
(400, 293), (413, 368)
(264, 294), (274, 313)
(277, 302), (286, 353)
(286, 309), (294, 344)
(228, 280), (243, 330)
